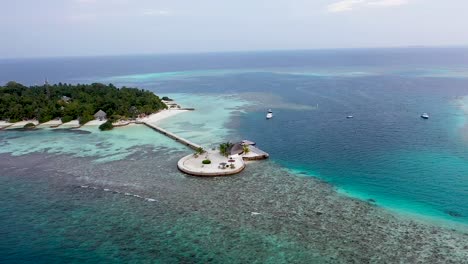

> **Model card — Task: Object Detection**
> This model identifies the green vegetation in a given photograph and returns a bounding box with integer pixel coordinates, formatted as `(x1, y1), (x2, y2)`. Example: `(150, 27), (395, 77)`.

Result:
(161, 96), (173, 101)
(79, 114), (94, 125)
(196, 147), (205, 155)
(99, 121), (114, 131)
(61, 116), (73, 123)
(23, 123), (36, 129)
(242, 145), (250, 154)
(202, 159), (211, 165)
(219, 142), (233, 157)
(0, 81), (167, 123)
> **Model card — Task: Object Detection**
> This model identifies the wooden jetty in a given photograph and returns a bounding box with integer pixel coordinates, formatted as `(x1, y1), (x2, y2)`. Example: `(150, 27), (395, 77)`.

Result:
(143, 122), (202, 151)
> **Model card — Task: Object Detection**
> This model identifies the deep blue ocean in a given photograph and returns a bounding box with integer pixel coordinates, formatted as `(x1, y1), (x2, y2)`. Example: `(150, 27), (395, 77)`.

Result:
(1, 48), (468, 262)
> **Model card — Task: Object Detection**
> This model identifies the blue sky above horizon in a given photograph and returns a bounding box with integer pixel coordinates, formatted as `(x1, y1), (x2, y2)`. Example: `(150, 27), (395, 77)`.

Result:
(1, 0), (468, 58)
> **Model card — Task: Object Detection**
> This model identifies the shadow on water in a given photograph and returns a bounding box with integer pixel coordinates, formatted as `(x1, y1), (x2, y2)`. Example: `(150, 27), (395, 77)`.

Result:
(52, 129), (92, 134)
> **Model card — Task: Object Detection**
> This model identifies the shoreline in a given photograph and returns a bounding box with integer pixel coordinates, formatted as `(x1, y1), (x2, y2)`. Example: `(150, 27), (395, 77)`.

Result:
(138, 109), (190, 125)
(0, 109), (189, 130)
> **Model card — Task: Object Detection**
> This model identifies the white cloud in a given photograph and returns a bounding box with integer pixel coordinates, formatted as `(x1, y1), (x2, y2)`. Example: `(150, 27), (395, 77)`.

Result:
(327, 0), (409, 13)
(327, 0), (364, 13)
(367, 0), (408, 6)
(142, 9), (171, 17)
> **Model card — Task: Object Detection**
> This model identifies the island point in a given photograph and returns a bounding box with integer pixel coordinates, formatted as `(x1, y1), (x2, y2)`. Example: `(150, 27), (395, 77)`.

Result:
(0, 81), (269, 176)
(177, 141), (269, 176)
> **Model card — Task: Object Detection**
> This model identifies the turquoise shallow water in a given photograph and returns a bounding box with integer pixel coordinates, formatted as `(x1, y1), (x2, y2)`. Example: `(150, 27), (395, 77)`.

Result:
(155, 93), (249, 146)
(0, 125), (183, 162)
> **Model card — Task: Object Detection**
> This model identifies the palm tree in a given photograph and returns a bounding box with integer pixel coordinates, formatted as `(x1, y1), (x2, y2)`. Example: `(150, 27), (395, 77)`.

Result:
(219, 142), (233, 157)
(242, 145), (250, 154)
(219, 143), (227, 157)
(196, 147), (205, 155)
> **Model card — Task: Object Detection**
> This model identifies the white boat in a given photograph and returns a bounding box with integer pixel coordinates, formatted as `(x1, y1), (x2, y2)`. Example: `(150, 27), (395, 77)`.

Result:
(266, 109), (273, 119)
(421, 113), (429, 119)
(346, 115), (353, 119)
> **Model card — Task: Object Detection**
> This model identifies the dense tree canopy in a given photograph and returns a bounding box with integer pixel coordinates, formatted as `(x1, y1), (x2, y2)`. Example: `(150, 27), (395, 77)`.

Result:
(0, 82), (167, 123)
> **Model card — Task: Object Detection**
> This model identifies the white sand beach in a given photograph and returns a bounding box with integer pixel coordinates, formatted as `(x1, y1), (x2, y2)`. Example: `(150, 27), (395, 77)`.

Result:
(60, 120), (80, 128)
(112, 120), (131, 127)
(83, 120), (107, 126)
(37, 119), (62, 128)
(138, 109), (189, 125)
(0, 121), (13, 129)
(6, 120), (39, 129)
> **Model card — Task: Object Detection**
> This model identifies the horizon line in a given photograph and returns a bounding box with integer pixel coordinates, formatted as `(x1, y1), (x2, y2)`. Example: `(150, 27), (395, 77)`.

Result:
(1, 44), (468, 60)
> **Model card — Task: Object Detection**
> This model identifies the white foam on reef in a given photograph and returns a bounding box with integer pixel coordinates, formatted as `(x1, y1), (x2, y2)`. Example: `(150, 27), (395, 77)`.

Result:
(79, 185), (157, 203)
(105, 69), (258, 82)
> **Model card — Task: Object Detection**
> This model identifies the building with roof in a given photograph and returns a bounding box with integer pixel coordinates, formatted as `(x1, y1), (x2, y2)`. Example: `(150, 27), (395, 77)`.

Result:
(229, 143), (245, 155)
(94, 110), (107, 121)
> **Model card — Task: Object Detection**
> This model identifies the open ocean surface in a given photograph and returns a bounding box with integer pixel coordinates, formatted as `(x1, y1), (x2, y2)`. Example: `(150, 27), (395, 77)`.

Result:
(1, 48), (468, 263)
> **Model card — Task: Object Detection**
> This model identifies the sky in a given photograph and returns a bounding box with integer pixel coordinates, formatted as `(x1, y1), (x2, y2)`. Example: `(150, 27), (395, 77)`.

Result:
(1, 0), (468, 58)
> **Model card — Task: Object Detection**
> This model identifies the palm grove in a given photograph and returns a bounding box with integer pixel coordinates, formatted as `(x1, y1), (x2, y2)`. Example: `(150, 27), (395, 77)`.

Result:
(0, 81), (167, 125)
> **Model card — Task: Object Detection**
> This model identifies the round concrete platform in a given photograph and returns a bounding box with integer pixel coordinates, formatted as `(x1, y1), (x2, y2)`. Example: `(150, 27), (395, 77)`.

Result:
(177, 151), (246, 176)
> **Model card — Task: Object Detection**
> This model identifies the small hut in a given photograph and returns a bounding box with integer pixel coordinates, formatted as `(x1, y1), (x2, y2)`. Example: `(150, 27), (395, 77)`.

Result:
(229, 143), (244, 155)
(94, 110), (107, 121)
(61, 96), (71, 102)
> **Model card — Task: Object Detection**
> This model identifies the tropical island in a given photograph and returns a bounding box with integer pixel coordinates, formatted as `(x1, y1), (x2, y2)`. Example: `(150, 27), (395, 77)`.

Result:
(0, 81), (167, 130)
(0, 81), (269, 176)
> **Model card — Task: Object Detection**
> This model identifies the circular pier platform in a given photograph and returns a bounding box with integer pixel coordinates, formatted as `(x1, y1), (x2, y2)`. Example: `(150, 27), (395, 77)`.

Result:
(177, 151), (246, 176)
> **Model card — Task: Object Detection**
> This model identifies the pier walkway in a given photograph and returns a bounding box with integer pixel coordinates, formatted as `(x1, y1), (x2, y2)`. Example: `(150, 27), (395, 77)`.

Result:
(142, 122), (202, 151)
(244, 146), (270, 160)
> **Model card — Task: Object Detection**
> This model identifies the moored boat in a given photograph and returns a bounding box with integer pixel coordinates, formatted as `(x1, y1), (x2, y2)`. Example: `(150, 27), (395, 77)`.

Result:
(266, 109), (273, 119)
